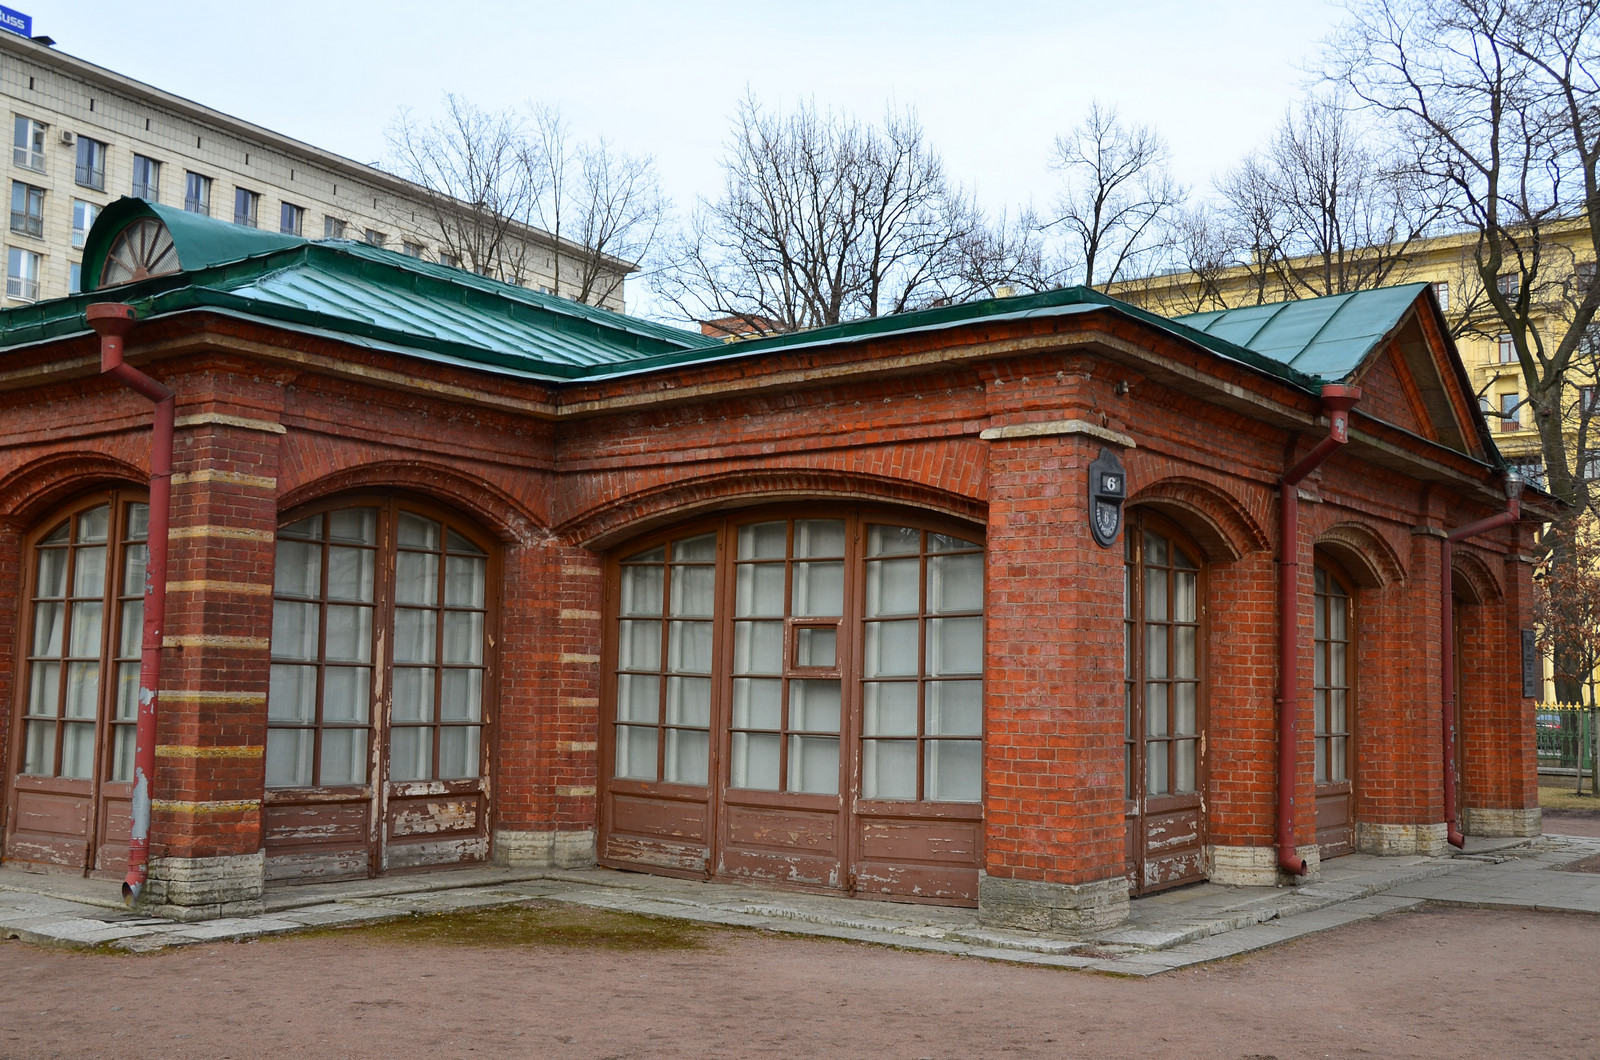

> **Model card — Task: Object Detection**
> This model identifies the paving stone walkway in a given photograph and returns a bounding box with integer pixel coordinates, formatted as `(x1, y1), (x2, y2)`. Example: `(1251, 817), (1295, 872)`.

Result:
(2, 831), (1597, 976)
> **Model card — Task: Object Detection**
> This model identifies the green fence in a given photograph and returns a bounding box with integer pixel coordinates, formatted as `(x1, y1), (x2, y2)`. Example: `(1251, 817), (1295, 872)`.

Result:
(1536, 704), (1597, 790)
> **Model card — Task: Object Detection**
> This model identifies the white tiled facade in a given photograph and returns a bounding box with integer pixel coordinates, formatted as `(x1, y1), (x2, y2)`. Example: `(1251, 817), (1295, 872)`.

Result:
(0, 32), (626, 308)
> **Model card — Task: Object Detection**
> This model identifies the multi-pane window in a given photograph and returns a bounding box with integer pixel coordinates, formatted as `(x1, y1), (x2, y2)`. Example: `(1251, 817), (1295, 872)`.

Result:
(363, 228), (386, 248)
(1500, 392), (1520, 432)
(21, 498), (146, 782)
(131, 155), (160, 201)
(1496, 273), (1521, 298)
(68, 261), (81, 294)
(279, 202), (303, 235)
(439, 251), (460, 269)
(7, 246), (40, 301)
(71, 198), (98, 248)
(1431, 280), (1450, 313)
(1124, 524), (1201, 800)
(1498, 333), (1515, 364)
(615, 534), (714, 784)
(402, 240), (425, 258)
(267, 504), (490, 789)
(233, 188), (259, 228)
(1313, 566), (1351, 785)
(183, 172), (211, 215)
(9, 181), (42, 237)
(74, 136), (106, 191)
(12, 116), (45, 171)
(860, 526), (983, 801)
(323, 216), (346, 239)
(610, 514), (984, 803)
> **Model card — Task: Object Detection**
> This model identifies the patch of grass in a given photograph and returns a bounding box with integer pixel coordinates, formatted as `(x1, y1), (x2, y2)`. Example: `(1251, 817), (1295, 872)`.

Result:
(1540, 785), (1600, 814)
(315, 901), (716, 951)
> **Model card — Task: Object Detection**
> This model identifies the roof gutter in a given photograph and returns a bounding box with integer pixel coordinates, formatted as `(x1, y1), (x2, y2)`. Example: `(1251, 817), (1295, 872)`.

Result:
(88, 303), (170, 905)
(1440, 474), (1525, 848)
(1277, 384), (1363, 877)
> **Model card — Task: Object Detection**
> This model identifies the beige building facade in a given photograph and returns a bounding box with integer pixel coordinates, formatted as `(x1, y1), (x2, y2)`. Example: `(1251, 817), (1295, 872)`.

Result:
(0, 31), (627, 310)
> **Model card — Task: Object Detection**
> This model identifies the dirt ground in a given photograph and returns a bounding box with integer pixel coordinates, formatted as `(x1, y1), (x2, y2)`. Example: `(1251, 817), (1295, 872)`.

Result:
(1, 901), (1596, 1060)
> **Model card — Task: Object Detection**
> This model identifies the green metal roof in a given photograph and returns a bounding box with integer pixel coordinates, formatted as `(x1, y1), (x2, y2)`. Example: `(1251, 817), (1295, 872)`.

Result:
(1172, 284), (1433, 382)
(1, 203), (1438, 394)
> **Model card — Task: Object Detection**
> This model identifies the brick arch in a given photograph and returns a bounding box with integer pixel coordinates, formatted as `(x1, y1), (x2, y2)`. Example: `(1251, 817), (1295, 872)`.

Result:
(560, 468), (987, 549)
(1451, 549), (1504, 606)
(1315, 522), (1407, 589)
(277, 460), (542, 545)
(1126, 476), (1269, 563)
(0, 451), (148, 530)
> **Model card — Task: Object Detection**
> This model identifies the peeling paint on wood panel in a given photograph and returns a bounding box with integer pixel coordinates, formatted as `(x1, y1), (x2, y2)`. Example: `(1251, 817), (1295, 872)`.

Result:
(856, 820), (980, 863)
(853, 862), (979, 904)
(265, 849), (371, 883)
(388, 798), (480, 838)
(724, 805), (836, 853)
(384, 836), (488, 870)
(1144, 811), (1201, 853)
(263, 802), (369, 845)
(13, 790), (91, 834)
(1144, 850), (1205, 887)
(610, 794), (707, 842)
(604, 835), (708, 872)
(718, 849), (838, 888)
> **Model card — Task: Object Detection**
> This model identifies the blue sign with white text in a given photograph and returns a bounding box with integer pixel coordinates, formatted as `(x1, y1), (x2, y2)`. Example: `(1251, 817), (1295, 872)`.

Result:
(0, 6), (31, 38)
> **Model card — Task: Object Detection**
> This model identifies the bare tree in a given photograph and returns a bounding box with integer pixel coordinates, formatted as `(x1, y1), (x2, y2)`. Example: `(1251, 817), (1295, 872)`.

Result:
(527, 106), (668, 306)
(1044, 102), (1187, 290)
(656, 96), (993, 334)
(385, 95), (539, 283)
(1116, 206), (1237, 314)
(1329, 0), (1600, 698)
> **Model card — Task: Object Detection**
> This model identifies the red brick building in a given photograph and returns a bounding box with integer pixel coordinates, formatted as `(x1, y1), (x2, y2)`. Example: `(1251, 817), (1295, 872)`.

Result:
(0, 199), (1547, 928)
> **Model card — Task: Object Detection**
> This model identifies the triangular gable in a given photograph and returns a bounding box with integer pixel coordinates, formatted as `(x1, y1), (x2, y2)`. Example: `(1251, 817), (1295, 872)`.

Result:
(1347, 301), (1487, 461)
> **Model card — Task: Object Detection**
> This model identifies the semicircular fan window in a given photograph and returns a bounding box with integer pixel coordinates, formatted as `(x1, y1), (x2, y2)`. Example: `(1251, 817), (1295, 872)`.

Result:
(98, 218), (180, 288)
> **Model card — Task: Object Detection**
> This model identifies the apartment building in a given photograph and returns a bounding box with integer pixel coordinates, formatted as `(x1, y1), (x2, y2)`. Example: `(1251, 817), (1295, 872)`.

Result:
(0, 29), (628, 309)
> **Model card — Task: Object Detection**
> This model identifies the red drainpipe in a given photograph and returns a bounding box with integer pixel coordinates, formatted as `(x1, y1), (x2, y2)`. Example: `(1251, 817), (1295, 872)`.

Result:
(87, 303), (172, 905)
(1440, 474), (1525, 848)
(1277, 384), (1363, 877)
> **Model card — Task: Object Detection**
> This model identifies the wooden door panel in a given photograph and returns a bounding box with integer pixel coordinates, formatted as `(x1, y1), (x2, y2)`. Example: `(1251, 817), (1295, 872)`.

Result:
(93, 789), (133, 874)
(262, 798), (372, 883)
(719, 801), (842, 887)
(6, 786), (92, 868)
(855, 813), (981, 902)
(602, 790), (710, 874)
(386, 792), (482, 839)
(1316, 786), (1353, 859)
(1138, 803), (1206, 893)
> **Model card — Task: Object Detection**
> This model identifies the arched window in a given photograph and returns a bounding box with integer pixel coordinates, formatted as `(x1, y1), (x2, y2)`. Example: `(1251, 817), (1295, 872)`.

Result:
(265, 498), (495, 879)
(1313, 564), (1352, 786)
(6, 491), (146, 872)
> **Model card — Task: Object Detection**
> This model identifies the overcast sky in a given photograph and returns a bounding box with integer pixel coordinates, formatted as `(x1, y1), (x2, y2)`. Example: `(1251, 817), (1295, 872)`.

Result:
(27, 0), (1348, 311)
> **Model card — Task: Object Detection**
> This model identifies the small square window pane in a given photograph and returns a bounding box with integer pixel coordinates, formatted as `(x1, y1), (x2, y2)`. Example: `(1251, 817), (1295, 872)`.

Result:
(625, 545), (666, 564)
(272, 601), (320, 661)
(618, 620), (661, 670)
(32, 600), (63, 655)
(1144, 567), (1168, 621)
(1145, 624), (1168, 680)
(672, 533), (717, 563)
(795, 627), (836, 667)
(790, 679), (840, 732)
(394, 550), (437, 606)
(439, 726), (480, 780)
(442, 611), (483, 665)
(78, 506), (110, 543)
(862, 739), (917, 799)
(926, 617), (982, 676)
(737, 522), (787, 560)
(1173, 571), (1196, 623)
(36, 547), (67, 598)
(393, 608), (436, 664)
(1146, 684), (1169, 735)
(23, 719), (56, 775)
(61, 722), (96, 779)
(928, 680), (982, 736)
(735, 563), (786, 618)
(867, 525), (920, 557)
(321, 727), (369, 786)
(388, 726), (430, 783)
(794, 519), (845, 558)
(732, 678), (782, 729)
(111, 724), (136, 782)
(1174, 682), (1196, 735)
(788, 735), (839, 794)
(664, 728), (708, 785)
(27, 661), (60, 716)
(119, 600), (143, 659)
(268, 664), (317, 723)
(1174, 626), (1196, 679)
(730, 731), (779, 790)
(1146, 742), (1169, 796)
(396, 513), (440, 549)
(866, 620), (920, 677)
(666, 675), (711, 727)
(928, 553), (983, 613)
(863, 681), (918, 736)
(392, 666), (435, 723)
(115, 662), (139, 720)
(614, 724), (658, 780)
(620, 564), (664, 616)
(327, 547), (375, 603)
(122, 542), (148, 596)
(733, 620), (782, 675)
(793, 561), (843, 616)
(323, 666), (370, 724)
(73, 545), (107, 597)
(69, 601), (102, 657)
(265, 728), (312, 787)
(669, 564), (715, 618)
(865, 558), (920, 617)
(668, 620), (713, 674)
(329, 508), (378, 545)
(616, 674), (660, 723)
(326, 605), (374, 663)
(926, 740), (981, 801)
(274, 540), (321, 597)
(444, 555), (485, 607)
(928, 533), (979, 554)
(1175, 739), (1196, 793)
(65, 661), (98, 719)
(441, 669), (482, 722)
(445, 529), (485, 555)
(279, 516), (322, 541)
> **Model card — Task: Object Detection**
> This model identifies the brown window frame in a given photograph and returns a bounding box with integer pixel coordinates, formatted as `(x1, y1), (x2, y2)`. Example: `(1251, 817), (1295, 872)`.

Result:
(1312, 560), (1355, 787)
(11, 490), (148, 787)
(602, 506), (985, 808)
(266, 495), (499, 794)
